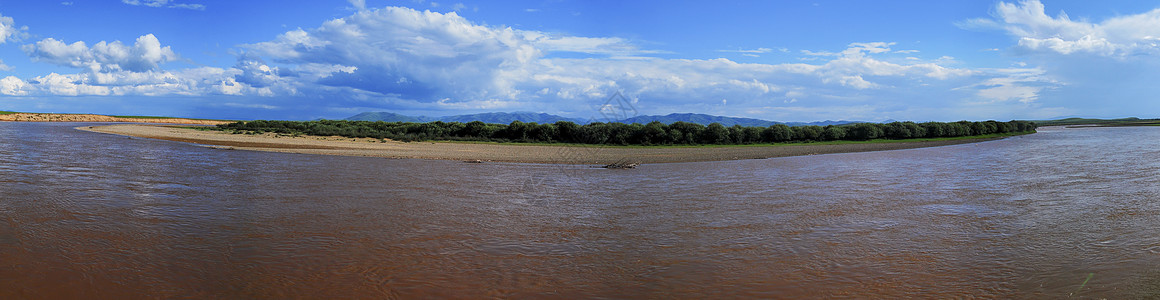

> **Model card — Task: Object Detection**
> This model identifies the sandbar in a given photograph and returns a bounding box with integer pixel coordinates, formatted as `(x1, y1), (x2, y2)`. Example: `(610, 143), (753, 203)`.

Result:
(78, 124), (1013, 164)
(1, 113), (229, 125)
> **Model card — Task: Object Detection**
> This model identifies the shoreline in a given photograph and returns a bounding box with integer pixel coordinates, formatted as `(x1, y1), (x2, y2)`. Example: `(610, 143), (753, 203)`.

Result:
(0, 113), (230, 125)
(79, 124), (1016, 164)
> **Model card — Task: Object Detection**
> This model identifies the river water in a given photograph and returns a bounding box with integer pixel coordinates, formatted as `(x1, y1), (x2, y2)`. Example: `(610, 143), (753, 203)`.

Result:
(2, 122), (1159, 298)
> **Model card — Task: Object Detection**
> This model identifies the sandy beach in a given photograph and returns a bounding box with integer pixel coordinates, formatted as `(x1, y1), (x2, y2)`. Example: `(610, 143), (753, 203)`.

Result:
(79, 124), (1012, 164)
(1, 113), (230, 125)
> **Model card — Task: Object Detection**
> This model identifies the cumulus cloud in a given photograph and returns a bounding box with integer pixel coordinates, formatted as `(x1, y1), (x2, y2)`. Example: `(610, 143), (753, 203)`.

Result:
(348, 0), (365, 10)
(976, 78), (1043, 103)
(22, 34), (179, 73)
(797, 42), (974, 87)
(233, 57), (287, 88)
(5, 5), (1064, 121)
(953, 67), (1058, 104)
(0, 76), (28, 95)
(5, 67), (284, 97)
(0, 13), (28, 44)
(965, 0), (1160, 57)
(122, 0), (205, 10)
(245, 7), (541, 102)
(236, 6), (985, 116)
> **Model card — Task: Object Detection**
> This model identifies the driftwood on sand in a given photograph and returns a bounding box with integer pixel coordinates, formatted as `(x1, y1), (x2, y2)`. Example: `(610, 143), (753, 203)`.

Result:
(601, 158), (640, 169)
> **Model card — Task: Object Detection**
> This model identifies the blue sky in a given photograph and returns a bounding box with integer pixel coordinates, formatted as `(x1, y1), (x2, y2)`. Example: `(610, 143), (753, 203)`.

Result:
(0, 0), (1158, 121)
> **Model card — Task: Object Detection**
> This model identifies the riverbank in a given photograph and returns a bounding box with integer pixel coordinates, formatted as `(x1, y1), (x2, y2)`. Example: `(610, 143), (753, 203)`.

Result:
(0, 112), (230, 125)
(79, 124), (1020, 164)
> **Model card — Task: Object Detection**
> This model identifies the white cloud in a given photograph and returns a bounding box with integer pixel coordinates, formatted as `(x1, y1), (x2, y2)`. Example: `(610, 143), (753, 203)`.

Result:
(969, 0), (1160, 57)
(348, 0), (365, 10)
(0, 13), (28, 44)
(122, 0), (205, 10)
(30, 73), (110, 96)
(804, 42), (974, 86)
(717, 47), (773, 54)
(956, 67), (1056, 104)
(232, 58), (286, 88)
(23, 34), (179, 73)
(0, 76), (28, 95)
(521, 32), (660, 56)
(168, 3), (205, 10)
(801, 49), (837, 57)
(223, 102), (279, 110)
(717, 47), (778, 57)
(3, 5), (1066, 121)
(976, 78), (1042, 103)
(245, 7), (542, 101)
(11, 33), (342, 98)
(238, 6), (981, 114)
(7, 67), (290, 97)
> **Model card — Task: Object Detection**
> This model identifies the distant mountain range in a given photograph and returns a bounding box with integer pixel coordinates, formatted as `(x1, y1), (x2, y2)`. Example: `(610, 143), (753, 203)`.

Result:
(346, 111), (587, 124)
(344, 111), (860, 127)
(618, 113), (856, 127)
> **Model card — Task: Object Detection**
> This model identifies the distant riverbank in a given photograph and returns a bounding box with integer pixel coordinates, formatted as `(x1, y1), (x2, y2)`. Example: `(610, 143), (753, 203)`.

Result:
(80, 124), (1021, 164)
(0, 112), (230, 125)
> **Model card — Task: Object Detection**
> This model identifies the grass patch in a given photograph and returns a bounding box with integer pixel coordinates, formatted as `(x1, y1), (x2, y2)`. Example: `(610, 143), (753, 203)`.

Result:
(112, 115), (179, 119)
(0, 111), (17, 115)
(113, 115), (234, 122)
(183, 126), (232, 131)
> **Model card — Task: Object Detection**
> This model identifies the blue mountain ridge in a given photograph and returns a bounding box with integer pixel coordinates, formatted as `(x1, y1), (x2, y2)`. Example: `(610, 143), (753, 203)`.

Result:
(344, 111), (860, 127)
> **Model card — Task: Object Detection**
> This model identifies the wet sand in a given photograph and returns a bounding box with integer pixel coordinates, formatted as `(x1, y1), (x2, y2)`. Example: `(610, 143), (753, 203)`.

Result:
(1, 113), (229, 125)
(80, 124), (1013, 164)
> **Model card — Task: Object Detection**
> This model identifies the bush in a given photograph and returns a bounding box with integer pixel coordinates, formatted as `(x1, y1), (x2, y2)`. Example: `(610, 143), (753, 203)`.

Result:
(215, 119), (1036, 146)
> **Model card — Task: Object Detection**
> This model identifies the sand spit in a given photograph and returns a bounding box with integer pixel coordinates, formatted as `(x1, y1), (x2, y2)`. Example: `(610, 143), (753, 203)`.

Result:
(1, 113), (229, 125)
(79, 124), (1009, 164)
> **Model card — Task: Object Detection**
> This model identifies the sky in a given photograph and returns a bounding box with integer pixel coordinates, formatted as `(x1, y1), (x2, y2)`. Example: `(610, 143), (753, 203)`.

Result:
(0, 0), (1159, 122)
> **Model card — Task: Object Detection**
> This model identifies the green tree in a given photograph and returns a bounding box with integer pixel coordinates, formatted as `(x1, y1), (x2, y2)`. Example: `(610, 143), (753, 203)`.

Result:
(554, 121), (581, 143)
(503, 121), (530, 141)
(642, 121), (669, 145)
(822, 125), (847, 141)
(848, 123), (883, 140)
(762, 124), (792, 142)
(920, 122), (946, 138)
(529, 123), (558, 142)
(669, 122), (704, 144)
(744, 126), (764, 144)
(793, 126), (823, 141)
(728, 125), (746, 144)
(700, 123), (730, 144)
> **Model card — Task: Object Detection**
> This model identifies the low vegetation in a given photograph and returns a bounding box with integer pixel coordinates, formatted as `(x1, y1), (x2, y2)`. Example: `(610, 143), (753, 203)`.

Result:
(213, 119), (1037, 146)
(1033, 117), (1160, 127)
(112, 115), (184, 119)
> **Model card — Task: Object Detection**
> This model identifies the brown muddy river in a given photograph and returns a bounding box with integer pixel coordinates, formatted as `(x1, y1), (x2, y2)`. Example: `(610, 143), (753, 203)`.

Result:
(2, 122), (1160, 298)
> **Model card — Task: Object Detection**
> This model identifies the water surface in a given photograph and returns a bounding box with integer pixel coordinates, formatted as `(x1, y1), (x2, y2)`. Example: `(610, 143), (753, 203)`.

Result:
(2, 122), (1159, 298)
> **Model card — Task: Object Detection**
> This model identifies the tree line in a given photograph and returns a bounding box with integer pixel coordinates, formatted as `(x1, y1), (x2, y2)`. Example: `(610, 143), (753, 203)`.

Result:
(215, 119), (1037, 145)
